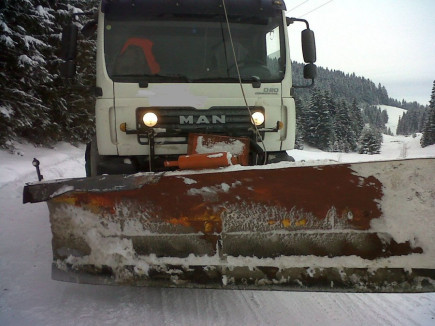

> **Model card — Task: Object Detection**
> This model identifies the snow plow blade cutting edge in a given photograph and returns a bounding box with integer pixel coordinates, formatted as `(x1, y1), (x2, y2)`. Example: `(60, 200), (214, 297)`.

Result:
(23, 158), (435, 292)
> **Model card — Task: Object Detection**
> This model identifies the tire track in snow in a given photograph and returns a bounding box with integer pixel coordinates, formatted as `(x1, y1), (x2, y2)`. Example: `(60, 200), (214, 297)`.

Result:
(209, 290), (266, 325)
(372, 294), (434, 326)
(336, 293), (426, 326)
(399, 141), (408, 158)
(290, 292), (371, 326)
(308, 293), (362, 325)
(159, 289), (208, 326)
(151, 288), (252, 326)
(239, 291), (269, 324)
(350, 294), (401, 326)
(246, 291), (342, 326)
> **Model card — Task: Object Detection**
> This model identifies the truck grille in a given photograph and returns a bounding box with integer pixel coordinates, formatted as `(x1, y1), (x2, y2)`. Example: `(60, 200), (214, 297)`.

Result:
(136, 106), (264, 145)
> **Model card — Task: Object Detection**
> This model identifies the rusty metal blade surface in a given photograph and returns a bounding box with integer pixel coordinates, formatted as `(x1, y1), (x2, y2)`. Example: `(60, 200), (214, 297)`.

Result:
(24, 158), (435, 292)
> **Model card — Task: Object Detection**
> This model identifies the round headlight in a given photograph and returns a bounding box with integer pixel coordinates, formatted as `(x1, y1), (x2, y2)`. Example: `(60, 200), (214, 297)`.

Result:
(251, 111), (265, 126)
(143, 112), (158, 127)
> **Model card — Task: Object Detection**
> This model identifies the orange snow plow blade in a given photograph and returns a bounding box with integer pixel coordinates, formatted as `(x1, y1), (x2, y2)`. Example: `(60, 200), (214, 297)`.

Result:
(23, 158), (435, 292)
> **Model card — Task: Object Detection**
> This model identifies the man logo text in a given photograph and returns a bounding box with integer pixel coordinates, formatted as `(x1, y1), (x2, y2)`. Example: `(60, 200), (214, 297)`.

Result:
(179, 115), (226, 124)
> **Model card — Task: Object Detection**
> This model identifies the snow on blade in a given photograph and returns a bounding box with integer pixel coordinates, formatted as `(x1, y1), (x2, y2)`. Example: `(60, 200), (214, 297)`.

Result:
(49, 185), (74, 198)
(352, 159), (435, 255)
(195, 135), (246, 155)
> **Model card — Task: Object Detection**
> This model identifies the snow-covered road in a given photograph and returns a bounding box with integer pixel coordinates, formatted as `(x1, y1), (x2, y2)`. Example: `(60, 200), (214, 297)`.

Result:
(1, 139), (435, 326)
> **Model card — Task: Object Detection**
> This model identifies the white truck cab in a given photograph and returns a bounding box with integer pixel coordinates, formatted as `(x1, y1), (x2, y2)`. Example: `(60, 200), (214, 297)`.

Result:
(61, 0), (317, 175)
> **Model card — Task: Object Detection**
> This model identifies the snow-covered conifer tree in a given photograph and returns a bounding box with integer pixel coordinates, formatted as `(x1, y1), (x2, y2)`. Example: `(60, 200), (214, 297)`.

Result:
(294, 96), (305, 149)
(349, 98), (364, 138)
(0, 0), (98, 148)
(334, 99), (357, 152)
(52, 0), (98, 144)
(0, 0), (58, 146)
(358, 126), (382, 154)
(304, 89), (334, 151)
(421, 80), (435, 147)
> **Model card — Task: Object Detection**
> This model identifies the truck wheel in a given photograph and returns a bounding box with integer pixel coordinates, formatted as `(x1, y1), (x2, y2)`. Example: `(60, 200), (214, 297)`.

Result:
(267, 151), (295, 164)
(85, 137), (101, 177)
(85, 137), (138, 176)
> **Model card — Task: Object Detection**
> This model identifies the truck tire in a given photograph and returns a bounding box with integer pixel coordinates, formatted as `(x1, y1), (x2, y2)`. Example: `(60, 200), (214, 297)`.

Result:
(267, 151), (295, 164)
(85, 137), (137, 176)
(85, 137), (101, 177)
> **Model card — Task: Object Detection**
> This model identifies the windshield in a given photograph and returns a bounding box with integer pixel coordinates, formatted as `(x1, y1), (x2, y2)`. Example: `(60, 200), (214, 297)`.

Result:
(104, 15), (286, 83)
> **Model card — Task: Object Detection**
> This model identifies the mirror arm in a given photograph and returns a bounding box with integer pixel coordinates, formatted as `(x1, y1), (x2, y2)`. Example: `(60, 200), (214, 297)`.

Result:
(292, 79), (315, 89)
(286, 17), (310, 29)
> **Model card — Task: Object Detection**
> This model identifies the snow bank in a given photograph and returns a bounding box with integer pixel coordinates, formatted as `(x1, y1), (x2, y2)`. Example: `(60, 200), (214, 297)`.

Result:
(288, 133), (435, 163)
(0, 141), (86, 188)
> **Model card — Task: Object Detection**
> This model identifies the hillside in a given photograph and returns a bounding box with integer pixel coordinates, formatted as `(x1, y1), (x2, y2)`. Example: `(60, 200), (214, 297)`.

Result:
(292, 62), (427, 111)
(376, 105), (407, 135)
(0, 0), (429, 149)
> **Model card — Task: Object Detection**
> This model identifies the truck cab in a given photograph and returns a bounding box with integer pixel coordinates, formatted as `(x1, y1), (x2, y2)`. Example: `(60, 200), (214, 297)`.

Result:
(62, 0), (316, 175)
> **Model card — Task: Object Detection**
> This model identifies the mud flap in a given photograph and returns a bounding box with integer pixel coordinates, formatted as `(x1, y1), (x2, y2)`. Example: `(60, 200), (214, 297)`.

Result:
(23, 158), (435, 292)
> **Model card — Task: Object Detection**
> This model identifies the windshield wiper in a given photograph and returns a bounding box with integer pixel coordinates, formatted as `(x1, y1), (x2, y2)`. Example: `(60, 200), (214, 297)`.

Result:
(111, 73), (191, 86)
(193, 76), (261, 88)
(192, 77), (240, 82)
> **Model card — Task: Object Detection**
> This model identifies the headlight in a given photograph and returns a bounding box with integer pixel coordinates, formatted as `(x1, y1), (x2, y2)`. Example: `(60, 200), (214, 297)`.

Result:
(251, 111), (265, 126)
(143, 112), (158, 127)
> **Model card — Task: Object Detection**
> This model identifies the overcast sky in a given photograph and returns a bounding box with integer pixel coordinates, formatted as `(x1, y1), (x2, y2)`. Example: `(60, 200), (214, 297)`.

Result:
(285, 0), (435, 105)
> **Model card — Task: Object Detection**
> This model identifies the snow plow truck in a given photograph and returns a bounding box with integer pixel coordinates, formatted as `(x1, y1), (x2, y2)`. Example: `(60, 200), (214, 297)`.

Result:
(23, 0), (435, 292)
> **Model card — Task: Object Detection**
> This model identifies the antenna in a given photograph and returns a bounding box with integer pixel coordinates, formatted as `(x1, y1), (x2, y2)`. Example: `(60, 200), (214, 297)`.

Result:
(221, 0), (268, 164)
(288, 0), (310, 13)
(300, 0), (334, 17)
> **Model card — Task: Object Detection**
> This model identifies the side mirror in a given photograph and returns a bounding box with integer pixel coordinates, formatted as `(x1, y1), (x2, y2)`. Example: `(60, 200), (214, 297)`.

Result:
(60, 24), (78, 78)
(61, 24), (78, 60)
(301, 29), (316, 63)
(60, 61), (77, 79)
(303, 63), (317, 80)
(287, 17), (317, 88)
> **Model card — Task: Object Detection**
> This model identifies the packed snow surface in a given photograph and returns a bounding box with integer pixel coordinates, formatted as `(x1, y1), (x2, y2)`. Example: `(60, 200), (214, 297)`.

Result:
(1, 135), (435, 326)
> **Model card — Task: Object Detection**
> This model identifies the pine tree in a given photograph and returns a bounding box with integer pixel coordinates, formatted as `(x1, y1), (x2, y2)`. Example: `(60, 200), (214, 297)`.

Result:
(349, 98), (364, 139)
(361, 105), (388, 131)
(397, 108), (427, 136)
(386, 127), (393, 136)
(53, 0), (98, 144)
(381, 109), (388, 124)
(377, 83), (389, 105)
(294, 96), (305, 149)
(304, 90), (334, 151)
(358, 126), (382, 154)
(421, 80), (435, 147)
(0, 0), (98, 148)
(0, 0), (58, 147)
(325, 90), (337, 118)
(396, 116), (402, 135)
(333, 99), (357, 152)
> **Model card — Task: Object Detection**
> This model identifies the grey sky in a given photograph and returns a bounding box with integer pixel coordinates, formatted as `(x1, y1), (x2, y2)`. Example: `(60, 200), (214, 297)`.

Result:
(285, 0), (435, 105)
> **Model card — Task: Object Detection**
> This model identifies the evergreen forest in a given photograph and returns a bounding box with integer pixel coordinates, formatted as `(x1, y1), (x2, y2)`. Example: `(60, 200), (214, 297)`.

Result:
(0, 0), (98, 150)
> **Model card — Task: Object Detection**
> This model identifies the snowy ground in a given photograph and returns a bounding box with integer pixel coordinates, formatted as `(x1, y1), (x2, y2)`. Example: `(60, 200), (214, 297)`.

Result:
(1, 136), (434, 326)
(377, 105), (407, 136)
